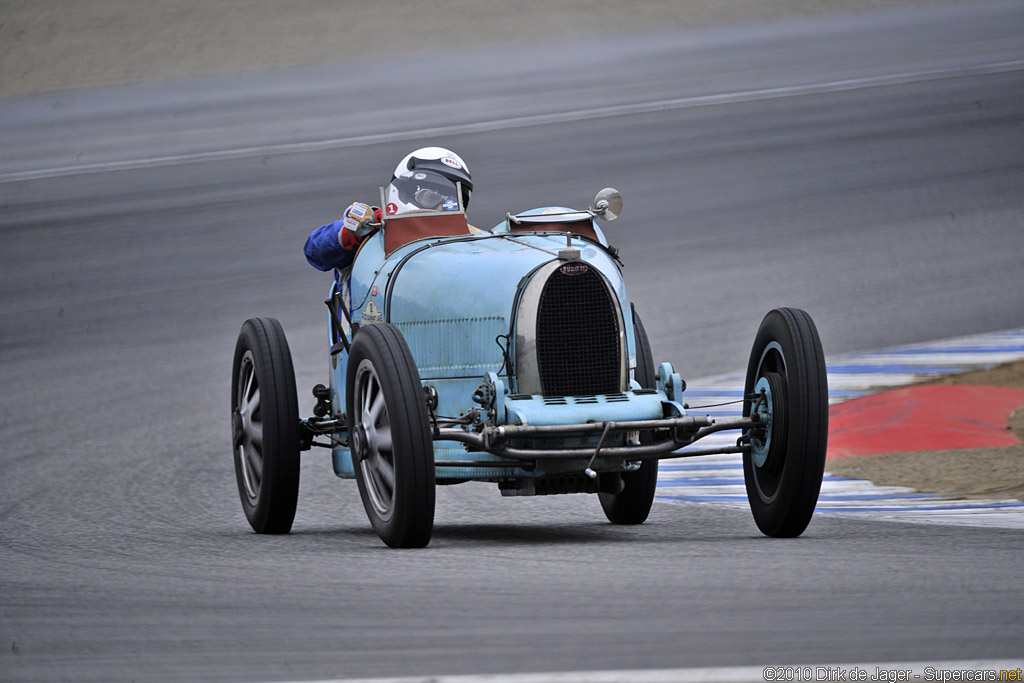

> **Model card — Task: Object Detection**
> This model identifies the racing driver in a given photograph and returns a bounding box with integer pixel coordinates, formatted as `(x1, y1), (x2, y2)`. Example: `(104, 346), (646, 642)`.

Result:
(303, 146), (474, 279)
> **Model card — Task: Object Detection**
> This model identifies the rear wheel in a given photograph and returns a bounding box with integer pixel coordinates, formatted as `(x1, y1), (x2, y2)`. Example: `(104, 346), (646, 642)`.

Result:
(231, 317), (300, 534)
(742, 308), (828, 537)
(599, 305), (659, 524)
(347, 323), (435, 548)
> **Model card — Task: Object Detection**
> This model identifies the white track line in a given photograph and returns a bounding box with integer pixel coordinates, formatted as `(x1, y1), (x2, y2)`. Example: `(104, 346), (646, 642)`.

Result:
(2, 59), (1022, 184)
(657, 328), (1024, 529)
(271, 659), (1023, 683)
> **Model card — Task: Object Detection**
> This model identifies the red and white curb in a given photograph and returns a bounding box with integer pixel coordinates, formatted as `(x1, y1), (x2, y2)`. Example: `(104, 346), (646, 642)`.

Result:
(656, 328), (1024, 529)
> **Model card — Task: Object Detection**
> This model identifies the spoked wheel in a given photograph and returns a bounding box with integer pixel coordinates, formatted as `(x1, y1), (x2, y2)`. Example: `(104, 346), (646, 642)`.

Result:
(742, 308), (828, 538)
(231, 317), (300, 534)
(347, 323), (434, 548)
(599, 305), (659, 524)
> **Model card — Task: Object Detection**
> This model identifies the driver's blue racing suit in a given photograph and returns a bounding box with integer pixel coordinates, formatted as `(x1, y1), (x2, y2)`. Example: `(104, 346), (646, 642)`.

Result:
(303, 204), (381, 279)
(304, 204), (381, 340)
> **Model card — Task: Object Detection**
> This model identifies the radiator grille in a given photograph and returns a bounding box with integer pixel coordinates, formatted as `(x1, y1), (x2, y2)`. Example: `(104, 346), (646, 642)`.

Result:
(535, 265), (621, 396)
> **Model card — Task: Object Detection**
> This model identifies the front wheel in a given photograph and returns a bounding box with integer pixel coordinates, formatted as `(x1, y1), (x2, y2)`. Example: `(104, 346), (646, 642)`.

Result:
(231, 317), (300, 534)
(347, 323), (435, 548)
(742, 308), (828, 538)
(599, 305), (659, 524)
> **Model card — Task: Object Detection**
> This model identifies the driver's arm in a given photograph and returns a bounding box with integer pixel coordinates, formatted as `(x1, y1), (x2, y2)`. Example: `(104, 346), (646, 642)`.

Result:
(303, 203), (381, 271)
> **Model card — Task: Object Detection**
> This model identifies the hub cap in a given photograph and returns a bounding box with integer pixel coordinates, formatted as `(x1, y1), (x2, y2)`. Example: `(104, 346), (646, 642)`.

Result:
(751, 376), (774, 468)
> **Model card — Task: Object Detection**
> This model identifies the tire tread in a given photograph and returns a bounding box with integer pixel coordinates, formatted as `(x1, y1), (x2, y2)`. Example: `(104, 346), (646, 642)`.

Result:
(743, 307), (828, 538)
(232, 317), (300, 534)
(347, 323), (434, 548)
(599, 305), (659, 525)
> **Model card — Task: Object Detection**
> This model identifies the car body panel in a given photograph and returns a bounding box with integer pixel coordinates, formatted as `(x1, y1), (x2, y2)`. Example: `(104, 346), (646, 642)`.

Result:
(329, 209), (655, 481)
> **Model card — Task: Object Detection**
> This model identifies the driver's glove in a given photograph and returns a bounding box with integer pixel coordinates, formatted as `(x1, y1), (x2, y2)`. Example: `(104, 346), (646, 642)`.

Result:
(338, 202), (376, 251)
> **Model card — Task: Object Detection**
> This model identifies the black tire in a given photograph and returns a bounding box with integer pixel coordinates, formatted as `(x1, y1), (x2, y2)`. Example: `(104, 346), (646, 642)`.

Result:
(742, 308), (828, 538)
(599, 305), (659, 524)
(347, 323), (435, 548)
(231, 317), (300, 534)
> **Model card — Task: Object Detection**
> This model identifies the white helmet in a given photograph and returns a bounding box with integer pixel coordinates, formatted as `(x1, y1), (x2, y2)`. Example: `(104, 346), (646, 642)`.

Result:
(392, 147), (473, 209)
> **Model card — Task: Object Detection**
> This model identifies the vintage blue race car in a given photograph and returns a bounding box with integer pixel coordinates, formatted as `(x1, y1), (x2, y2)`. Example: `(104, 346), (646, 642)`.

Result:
(231, 180), (829, 547)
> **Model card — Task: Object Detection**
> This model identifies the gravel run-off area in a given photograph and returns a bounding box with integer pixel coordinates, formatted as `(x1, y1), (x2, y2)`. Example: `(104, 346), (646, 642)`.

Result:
(0, 0), (992, 99)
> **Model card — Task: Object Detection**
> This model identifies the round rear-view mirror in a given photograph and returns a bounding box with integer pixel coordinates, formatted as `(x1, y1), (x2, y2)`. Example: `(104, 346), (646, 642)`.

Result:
(593, 188), (622, 221)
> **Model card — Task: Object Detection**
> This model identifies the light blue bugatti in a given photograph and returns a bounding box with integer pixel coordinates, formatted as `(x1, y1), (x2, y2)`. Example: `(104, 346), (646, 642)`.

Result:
(231, 182), (829, 547)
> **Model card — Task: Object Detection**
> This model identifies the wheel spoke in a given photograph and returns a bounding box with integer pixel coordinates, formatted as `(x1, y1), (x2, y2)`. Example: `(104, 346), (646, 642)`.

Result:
(375, 425), (393, 452)
(368, 390), (386, 424)
(243, 366), (255, 404)
(363, 450), (392, 510)
(248, 421), (263, 449)
(362, 376), (374, 415)
(374, 454), (396, 490)
(245, 444), (262, 488)
(237, 446), (256, 500)
(244, 386), (260, 417)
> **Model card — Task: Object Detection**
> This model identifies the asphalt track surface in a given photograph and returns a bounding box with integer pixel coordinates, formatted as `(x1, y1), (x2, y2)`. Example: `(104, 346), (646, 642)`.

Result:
(2, 3), (1023, 682)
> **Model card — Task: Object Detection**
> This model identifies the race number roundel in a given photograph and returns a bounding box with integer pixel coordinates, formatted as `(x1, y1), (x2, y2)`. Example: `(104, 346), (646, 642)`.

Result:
(386, 203), (398, 215)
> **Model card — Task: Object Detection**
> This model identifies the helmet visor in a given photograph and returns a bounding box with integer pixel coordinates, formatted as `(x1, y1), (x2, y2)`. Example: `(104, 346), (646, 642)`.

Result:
(386, 170), (461, 215)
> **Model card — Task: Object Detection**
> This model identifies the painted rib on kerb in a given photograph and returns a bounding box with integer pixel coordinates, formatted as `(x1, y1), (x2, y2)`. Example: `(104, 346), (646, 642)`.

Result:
(2, 59), (1022, 184)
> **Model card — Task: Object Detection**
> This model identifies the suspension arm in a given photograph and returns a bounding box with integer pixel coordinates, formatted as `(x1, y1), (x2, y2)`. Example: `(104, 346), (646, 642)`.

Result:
(435, 415), (758, 461)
